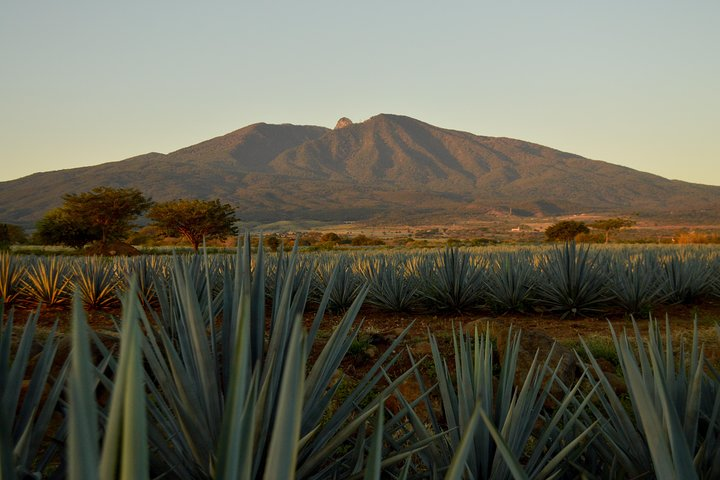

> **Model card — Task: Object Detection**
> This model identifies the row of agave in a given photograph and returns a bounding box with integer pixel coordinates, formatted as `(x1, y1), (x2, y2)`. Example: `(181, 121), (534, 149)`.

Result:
(2, 237), (720, 478)
(3, 243), (719, 317)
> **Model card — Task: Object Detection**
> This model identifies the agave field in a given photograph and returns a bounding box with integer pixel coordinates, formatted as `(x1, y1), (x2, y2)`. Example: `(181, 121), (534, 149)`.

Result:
(1, 240), (720, 478)
(2, 242), (720, 316)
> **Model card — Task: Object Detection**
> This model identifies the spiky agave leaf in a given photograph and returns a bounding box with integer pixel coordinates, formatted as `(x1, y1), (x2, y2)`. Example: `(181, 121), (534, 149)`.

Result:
(535, 242), (611, 318)
(97, 281), (149, 480)
(417, 248), (486, 312)
(20, 255), (72, 308)
(72, 256), (121, 310)
(579, 316), (720, 479)
(0, 252), (26, 306)
(483, 250), (537, 313)
(135, 235), (426, 479)
(0, 302), (65, 478)
(659, 250), (715, 304)
(429, 323), (596, 478)
(68, 292), (100, 480)
(359, 255), (419, 312)
(607, 250), (667, 315)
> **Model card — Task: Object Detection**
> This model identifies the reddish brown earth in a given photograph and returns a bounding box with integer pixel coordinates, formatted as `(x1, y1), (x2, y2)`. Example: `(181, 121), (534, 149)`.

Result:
(15, 298), (720, 352)
(11, 299), (720, 387)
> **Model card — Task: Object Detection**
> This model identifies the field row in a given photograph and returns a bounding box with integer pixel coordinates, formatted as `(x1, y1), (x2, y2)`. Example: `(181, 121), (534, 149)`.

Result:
(2, 243), (720, 317)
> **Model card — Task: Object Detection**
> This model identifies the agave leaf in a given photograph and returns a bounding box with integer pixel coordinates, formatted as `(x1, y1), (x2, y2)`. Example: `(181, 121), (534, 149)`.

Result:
(616, 325), (693, 480)
(215, 256), (255, 480)
(363, 399), (385, 480)
(262, 322), (306, 480)
(476, 404), (530, 480)
(68, 293), (100, 480)
(99, 283), (149, 480)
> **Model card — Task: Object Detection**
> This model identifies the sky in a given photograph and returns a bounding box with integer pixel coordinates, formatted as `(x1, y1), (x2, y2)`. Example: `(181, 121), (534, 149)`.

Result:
(1, 1), (719, 185)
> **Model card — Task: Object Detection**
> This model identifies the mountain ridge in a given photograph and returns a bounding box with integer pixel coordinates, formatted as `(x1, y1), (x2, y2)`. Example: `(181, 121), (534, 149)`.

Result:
(1, 114), (719, 228)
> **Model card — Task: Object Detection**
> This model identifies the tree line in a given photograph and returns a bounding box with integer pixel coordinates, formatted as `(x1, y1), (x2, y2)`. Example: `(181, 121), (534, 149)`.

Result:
(16, 186), (238, 252)
(0, 186), (638, 252)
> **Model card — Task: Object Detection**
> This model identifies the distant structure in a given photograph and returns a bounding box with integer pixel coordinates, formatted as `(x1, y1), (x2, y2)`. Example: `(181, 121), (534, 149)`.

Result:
(334, 117), (353, 129)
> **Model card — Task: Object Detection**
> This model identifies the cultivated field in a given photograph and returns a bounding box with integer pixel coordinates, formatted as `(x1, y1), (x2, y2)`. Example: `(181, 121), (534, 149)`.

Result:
(2, 241), (720, 478)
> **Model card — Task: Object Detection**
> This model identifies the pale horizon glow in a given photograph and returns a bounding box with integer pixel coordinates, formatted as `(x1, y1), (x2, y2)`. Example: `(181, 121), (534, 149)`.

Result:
(1, 2), (718, 186)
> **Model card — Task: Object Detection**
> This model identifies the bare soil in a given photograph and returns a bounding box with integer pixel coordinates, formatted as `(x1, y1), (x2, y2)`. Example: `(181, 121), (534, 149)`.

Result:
(11, 298), (720, 377)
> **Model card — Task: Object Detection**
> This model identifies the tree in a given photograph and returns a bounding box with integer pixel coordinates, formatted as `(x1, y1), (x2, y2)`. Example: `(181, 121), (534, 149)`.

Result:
(34, 187), (152, 249)
(545, 220), (589, 242)
(147, 199), (238, 252)
(265, 234), (281, 252)
(34, 208), (100, 249)
(0, 223), (27, 250)
(590, 217), (635, 243)
(62, 187), (152, 246)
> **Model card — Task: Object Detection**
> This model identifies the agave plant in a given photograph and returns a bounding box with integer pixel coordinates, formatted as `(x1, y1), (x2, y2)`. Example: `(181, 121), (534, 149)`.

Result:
(0, 253), (26, 306)
(20, 255), (72, 308)
(659, 250), (715, 304)
(72, 236), (426, 479)
(313, 254), (363, 312)
(72, 256), (121, 310)
(483, 251), (538, 313)
(577, 316), (720, 479)
(116, 254), (171, 307)
(535, 242), (611, 318)
(1, 303), (66, 478)
(68, 288), (150, 480)
(415, 248), (486, 312)
(607, 251), (667, 315)
(358, 255), (419, 312)
(424, 323), (597, 478)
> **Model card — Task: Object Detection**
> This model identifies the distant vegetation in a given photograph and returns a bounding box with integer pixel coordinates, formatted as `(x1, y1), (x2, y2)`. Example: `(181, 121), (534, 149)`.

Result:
(147, 198), (238, 252)
(1, 186), (719, 254)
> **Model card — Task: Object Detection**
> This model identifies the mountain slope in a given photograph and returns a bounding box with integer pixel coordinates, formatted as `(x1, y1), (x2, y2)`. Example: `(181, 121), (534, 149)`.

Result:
(1, 114), (718, 228)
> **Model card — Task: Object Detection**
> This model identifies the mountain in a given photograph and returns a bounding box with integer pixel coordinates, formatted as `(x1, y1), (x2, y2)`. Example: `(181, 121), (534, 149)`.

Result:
(2, 114), (719, 228)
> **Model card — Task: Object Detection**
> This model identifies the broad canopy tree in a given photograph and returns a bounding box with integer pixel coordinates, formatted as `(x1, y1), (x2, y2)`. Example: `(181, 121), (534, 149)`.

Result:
(590, 217), (635, 243)
(0, 223), (27, 250)
(148, 199), (238, 252)
(544, 220), (590, 242)
(34, 187), (152, 249)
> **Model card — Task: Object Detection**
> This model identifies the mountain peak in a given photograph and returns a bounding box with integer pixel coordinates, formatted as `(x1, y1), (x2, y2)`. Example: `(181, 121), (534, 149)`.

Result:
(1, 113), (719, 228)
(334, 117), (353, 129)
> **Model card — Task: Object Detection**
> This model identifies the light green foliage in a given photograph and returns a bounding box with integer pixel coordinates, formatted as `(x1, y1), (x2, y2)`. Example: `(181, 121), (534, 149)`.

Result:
(608, 250), (667, 315)
(73, 256), (121, 309)
(5, 244), (720, 315)
(356, 255), (419, 312)
(660, 250), (715, 304)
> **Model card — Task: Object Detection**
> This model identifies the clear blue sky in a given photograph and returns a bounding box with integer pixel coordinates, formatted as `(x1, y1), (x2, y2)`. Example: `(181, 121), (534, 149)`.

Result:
(2, 1), (718, 185)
